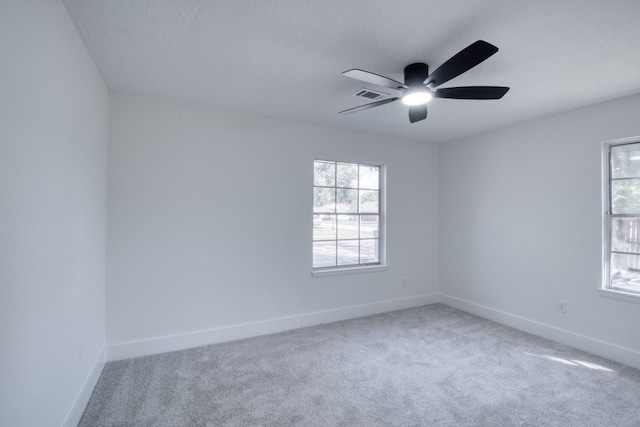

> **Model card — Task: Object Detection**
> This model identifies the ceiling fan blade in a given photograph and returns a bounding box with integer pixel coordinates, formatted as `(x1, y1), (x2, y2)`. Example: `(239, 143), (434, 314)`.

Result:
(424, 40), (499, 88)
(339, 97), (400, 115)
(408, 104), (428, 123)
(342, 69), (408, 90)
(433, 86), (510, 99)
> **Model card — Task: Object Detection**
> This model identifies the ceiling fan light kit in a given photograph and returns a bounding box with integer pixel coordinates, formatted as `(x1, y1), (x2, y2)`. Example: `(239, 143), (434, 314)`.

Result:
(339, 40), (509, 123)
(402, 88), (432, 106)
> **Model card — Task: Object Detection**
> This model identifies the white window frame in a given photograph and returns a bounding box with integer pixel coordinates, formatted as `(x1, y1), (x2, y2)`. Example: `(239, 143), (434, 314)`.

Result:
(311, 160), (387, 277)
(601, 136), (640, 304)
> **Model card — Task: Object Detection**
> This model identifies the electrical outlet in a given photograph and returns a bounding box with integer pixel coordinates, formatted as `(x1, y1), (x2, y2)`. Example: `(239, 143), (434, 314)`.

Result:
(557, 300), (566, 314)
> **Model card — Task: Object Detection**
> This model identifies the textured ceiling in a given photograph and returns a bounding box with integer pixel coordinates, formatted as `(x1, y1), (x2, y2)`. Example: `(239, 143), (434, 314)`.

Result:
(62, 0), (640, 143)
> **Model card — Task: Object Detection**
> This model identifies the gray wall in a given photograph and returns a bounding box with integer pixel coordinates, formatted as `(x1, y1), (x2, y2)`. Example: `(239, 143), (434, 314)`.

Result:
(440, 93), (640, 366)
(0, 1), (109, 426)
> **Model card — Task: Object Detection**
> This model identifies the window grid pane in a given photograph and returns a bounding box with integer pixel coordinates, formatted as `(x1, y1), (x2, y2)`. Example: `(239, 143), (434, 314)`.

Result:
(611, 179), (640, 214)
(610, 252), (640, 293)
(314, 161), (335, 186)
(313, 160), (381, 269)
(359, 165), (379, 190)
(313, 241), (336, 268)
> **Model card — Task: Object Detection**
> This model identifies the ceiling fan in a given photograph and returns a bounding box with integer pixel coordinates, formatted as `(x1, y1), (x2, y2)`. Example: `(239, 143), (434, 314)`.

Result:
(339, 40), (509, 123)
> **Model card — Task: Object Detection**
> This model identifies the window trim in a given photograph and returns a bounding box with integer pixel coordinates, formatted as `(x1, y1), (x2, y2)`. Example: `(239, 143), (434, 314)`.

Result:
(311, 264), (389, 278)
(601, 136), (640, 303)
(311, 160), (387, 276)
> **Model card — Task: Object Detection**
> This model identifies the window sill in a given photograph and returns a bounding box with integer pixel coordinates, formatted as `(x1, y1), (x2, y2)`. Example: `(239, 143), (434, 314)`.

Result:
(598, 288), (640, 305)
(311, 265), (388, 278)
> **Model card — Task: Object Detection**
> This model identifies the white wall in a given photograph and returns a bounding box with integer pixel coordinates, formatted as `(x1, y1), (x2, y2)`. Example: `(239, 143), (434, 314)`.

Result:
(440, 93), (640, 367)
(0, 1), (108, 426)
(106, 93), (439, 355)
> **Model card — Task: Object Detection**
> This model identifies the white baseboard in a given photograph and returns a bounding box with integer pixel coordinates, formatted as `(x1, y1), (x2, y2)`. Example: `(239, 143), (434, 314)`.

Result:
(439, 293), (640, 370)
(107, 293), (439, 361)
(62, 346), (107, 427)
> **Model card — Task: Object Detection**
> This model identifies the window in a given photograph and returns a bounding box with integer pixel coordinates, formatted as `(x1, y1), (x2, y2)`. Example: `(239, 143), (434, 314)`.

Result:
(312, 160), (383, 271)
(603, 138), (640, 298)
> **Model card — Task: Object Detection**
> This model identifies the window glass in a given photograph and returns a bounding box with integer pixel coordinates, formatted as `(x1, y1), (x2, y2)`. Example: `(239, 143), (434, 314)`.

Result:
(359, 165), (379, 190)
(313, 241), (336, 268)
(359, 190), (379, 213)
(314, 161), (335, 186)
(336, 189), (357, 213)
(336, 163), (358, 188)
(611, 145), (640, 179)
(605, 141), (640, 296)
(313, 161), (382, 269)
(313, 188), (335, 213)
(611, 180), (640, 214)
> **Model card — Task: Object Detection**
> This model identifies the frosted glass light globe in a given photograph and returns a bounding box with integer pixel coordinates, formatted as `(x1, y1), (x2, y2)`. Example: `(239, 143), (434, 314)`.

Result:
(402, 90), (433, 106)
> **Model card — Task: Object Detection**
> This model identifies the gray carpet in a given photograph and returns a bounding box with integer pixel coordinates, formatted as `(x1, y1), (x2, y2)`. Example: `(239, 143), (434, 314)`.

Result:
(79, 304), (640, 426)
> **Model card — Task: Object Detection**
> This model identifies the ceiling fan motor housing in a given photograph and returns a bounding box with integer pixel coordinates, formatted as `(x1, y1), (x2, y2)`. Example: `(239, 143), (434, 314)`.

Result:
(404, 63), (428, 87)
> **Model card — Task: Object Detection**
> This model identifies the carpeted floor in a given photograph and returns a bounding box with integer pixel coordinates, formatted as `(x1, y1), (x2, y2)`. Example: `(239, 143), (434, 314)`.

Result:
(79, 304), (640, 426)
